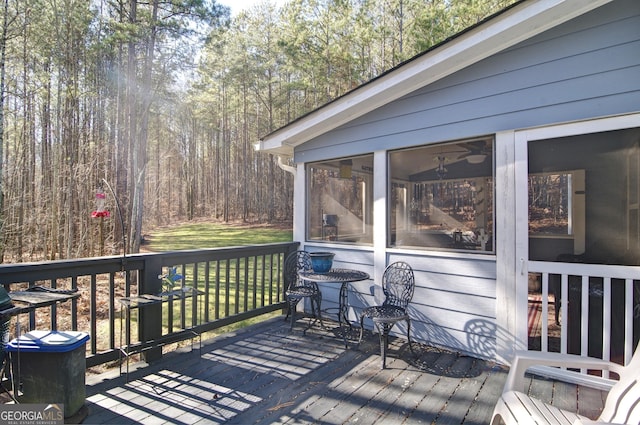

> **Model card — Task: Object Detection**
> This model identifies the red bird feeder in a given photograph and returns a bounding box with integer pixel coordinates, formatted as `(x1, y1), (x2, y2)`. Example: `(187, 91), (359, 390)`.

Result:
(92, 187), (111, 255)
(92, 188), (110, 218)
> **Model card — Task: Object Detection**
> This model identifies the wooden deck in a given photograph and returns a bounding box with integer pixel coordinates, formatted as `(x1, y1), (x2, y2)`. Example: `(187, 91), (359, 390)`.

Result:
(83, 317), (605, 424)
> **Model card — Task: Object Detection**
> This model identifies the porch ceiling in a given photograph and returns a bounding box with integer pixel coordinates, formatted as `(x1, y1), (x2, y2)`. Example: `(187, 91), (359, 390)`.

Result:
(254, 0), (613, 158)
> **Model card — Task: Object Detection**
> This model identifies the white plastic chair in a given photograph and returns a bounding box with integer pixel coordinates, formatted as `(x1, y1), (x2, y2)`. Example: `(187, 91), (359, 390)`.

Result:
(491, 347), (640, 424)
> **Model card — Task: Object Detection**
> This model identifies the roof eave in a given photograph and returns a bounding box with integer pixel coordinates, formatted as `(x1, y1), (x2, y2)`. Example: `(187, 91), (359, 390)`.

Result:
(255, 0), (613, 157)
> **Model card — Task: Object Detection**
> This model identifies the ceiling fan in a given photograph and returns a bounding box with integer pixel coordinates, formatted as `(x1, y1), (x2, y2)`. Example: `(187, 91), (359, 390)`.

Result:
(455, 141), (491, 163)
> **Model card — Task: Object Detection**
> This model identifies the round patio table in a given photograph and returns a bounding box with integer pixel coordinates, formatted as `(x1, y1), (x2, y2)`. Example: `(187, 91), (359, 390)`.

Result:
(299, 268), (369, 347)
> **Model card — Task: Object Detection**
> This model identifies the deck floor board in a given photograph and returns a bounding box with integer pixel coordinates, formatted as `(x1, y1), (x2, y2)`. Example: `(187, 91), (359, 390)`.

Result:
(82, 316), (603, 424)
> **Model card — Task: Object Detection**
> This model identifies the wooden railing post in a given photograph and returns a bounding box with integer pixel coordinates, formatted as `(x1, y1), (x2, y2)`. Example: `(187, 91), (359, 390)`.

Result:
(139, 256), (163, 362)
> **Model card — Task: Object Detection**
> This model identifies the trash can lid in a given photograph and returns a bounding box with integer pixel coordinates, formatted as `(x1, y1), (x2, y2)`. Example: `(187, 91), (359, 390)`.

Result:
(7, 330), (90, 353)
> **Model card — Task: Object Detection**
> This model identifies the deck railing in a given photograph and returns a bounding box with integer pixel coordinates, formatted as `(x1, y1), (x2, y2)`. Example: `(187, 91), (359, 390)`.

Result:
(0, 242), (299, 367)
(528, 261), (640, 370)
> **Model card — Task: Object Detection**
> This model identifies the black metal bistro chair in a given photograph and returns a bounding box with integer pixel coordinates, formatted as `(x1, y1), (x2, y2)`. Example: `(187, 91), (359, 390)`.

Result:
(284, 250), (323, 330)
(359, 261), (415, 368)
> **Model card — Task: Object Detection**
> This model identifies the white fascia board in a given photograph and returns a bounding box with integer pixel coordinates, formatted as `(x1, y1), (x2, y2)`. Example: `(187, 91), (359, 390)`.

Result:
(255, 0), (613, 157)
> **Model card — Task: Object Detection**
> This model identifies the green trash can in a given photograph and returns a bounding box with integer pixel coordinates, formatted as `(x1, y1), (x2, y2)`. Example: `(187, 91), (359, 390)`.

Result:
(8, 330), (90, 418)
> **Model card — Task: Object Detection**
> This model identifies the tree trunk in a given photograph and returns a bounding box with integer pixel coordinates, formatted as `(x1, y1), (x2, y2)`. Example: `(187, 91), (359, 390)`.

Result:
(0, 0), (9, 262)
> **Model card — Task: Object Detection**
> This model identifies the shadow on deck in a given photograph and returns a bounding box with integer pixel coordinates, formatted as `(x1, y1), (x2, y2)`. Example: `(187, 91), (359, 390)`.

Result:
(84, 316), (509, 424)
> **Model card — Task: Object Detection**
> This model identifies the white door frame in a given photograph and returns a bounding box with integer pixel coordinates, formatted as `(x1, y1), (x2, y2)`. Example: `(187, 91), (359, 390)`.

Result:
(496, 112), (640, 365)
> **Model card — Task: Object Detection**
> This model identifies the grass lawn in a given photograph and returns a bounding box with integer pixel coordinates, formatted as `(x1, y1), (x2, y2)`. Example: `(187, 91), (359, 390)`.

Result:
(146, 221), (294, 346)
(145, 221), (293, 251)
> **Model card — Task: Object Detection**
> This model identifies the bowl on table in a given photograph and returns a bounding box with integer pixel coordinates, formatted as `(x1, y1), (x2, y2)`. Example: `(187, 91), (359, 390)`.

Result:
(309, 252), (335, 273)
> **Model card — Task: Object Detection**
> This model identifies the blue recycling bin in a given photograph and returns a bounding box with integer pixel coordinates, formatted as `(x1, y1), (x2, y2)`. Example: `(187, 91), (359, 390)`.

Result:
(8, 330), (90, 418)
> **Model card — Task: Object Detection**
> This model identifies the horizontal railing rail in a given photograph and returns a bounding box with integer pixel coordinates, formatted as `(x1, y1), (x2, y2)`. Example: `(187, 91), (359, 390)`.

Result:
(0, 242), (299, 368)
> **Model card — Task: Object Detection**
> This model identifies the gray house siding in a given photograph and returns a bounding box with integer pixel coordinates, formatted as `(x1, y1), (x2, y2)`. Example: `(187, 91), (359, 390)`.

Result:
(294, 0), (640, 164)
(298, 0), (639, 359)
(306, 247), (498, 359)
(388, 253), (498, 358)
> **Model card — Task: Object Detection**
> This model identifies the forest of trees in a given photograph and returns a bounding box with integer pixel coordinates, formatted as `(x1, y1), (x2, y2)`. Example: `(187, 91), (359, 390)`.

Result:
(0, 0), (515, 262)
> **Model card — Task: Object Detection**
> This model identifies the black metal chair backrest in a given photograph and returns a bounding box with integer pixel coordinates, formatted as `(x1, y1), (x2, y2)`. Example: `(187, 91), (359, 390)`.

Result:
(381, 261), (415, 310)
(284, 250), (313, 290)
